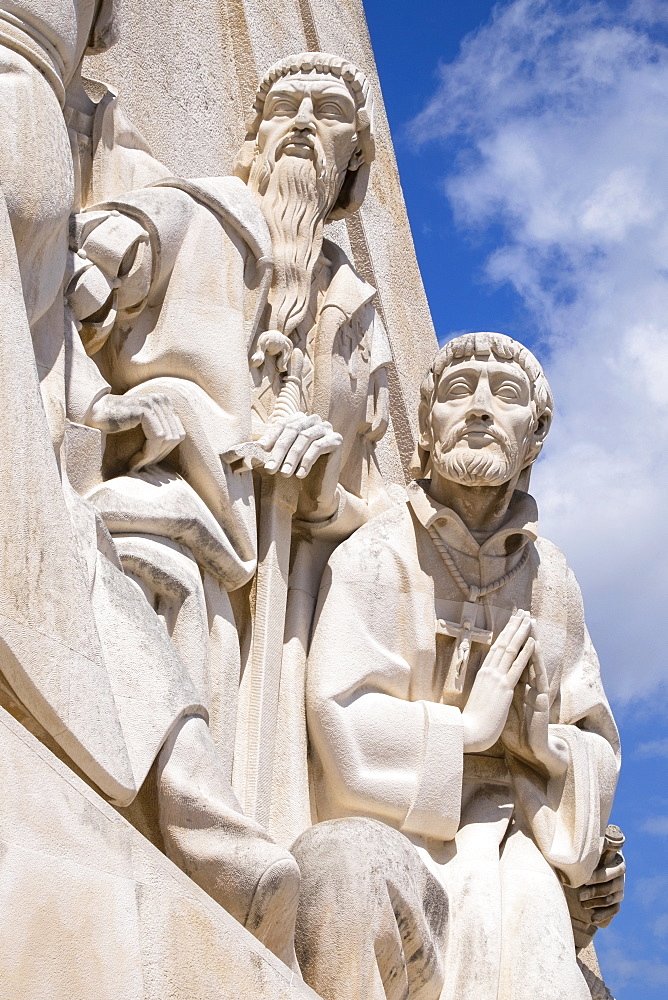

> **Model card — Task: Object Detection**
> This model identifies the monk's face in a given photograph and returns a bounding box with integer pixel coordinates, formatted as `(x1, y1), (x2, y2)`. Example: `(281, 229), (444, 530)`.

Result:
(257, 75), (360, 181)
(426, 356), (537, 487)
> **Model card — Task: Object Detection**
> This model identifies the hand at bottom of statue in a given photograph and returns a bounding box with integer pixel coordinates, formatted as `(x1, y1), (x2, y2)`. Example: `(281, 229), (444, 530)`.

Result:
(461, 611), (534, 753)
(87, 392), (186, 472)
(578, 854), (626, 927)
(256, 412), (342, 480)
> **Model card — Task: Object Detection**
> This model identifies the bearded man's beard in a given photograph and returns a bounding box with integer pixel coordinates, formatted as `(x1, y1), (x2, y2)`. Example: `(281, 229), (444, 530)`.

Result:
(431, 425), (525, 487)
(248, 138), (341, 337)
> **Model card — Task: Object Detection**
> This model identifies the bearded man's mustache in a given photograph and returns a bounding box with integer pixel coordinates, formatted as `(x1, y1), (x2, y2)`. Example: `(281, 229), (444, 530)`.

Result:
(248, 131), (328, 197)
(431, 421), (524, 487)
(276, 131), (316, 155)
(443, 422), (515, 455)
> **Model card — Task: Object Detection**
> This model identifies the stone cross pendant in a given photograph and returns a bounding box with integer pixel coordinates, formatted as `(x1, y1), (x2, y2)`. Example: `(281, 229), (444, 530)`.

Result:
(436, 601), (493, 692)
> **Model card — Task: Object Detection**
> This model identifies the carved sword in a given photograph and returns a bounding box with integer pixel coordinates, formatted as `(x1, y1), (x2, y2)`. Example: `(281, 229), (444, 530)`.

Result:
(223, 346), (303, 827)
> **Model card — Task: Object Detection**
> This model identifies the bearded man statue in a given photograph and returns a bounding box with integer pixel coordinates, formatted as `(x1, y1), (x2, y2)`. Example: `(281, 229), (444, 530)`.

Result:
(296, 332), (622, 1000)
(60, 52), (393, 854)
(234, 51), (384, 453)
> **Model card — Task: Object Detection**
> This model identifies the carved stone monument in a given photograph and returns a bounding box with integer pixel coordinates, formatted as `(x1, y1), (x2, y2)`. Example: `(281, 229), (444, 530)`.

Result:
(0, 2), (624, 998)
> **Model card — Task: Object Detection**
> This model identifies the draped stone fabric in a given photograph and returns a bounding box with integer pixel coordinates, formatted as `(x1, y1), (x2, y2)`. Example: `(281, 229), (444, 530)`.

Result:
(0, 33), (203, 806)
(306, 481), (620, 1000)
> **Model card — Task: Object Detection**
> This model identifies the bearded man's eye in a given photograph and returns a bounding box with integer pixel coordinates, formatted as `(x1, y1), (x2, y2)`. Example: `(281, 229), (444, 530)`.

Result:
(271, 101), (296, 116)
(446, 381), (472, 398)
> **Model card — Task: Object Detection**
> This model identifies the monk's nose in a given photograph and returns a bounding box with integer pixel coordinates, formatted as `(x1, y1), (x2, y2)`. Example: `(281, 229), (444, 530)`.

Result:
(465, 381), (494, 422)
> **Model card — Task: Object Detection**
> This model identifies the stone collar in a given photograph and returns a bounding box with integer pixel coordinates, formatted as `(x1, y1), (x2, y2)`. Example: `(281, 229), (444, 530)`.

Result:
(407, 479), (538, 558)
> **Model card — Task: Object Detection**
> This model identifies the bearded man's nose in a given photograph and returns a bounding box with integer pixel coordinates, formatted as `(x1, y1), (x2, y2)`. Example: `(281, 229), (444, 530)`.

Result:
(294, 101), (315, 130)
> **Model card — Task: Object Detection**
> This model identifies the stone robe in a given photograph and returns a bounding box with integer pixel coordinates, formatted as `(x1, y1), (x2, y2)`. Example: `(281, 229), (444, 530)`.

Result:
(0, 2), (116, 319)
(306, 480), (620, 1000)
(0, 5), (212, 809)
(68, 170), (269, 781)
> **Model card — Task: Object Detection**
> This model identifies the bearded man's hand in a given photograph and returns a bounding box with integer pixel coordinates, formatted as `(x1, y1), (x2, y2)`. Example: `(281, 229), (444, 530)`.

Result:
(256, 412), (343, 520)
(502, 638), (570, 778)
(460, 612), (534, 753)
(578, 853), (626, 928)
(257, 412), (342, 479)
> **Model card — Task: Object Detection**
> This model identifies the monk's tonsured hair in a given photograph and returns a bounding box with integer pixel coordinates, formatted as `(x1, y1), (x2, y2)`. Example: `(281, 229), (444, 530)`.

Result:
(421, 331), (554, 422)
(246, 52), (375, 165)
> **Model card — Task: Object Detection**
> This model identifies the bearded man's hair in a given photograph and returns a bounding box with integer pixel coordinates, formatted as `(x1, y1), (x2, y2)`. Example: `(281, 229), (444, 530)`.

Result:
(234, 52), (375, 222)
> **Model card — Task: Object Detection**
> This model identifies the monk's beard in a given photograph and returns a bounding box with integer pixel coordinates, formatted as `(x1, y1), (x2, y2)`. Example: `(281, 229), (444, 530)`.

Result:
(431, 424), (524, 487)
(248, 139), (341, 336)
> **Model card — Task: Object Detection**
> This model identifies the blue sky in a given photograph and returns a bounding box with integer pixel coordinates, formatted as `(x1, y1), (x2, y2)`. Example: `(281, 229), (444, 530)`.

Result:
(363, 0), (668, 995)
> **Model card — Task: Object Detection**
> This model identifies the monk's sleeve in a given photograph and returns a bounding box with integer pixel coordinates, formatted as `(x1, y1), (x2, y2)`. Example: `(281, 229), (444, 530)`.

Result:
(513, 553), (620, 887)
(306, 514), (464, 840)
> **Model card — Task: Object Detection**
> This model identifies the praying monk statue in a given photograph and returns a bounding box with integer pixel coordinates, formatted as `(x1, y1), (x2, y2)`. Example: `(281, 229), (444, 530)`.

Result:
(295, 332), (623, 1000)
(0, 1), (302, 964)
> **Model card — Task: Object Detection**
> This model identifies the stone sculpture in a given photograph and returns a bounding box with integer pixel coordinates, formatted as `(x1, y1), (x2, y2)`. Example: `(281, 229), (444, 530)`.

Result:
(298, 332), (623, 1000)
(65, 51), (392, 848)
(0, 2), (301, 967)
(0, 1), (625, 994)
(231, 53), (392, 844)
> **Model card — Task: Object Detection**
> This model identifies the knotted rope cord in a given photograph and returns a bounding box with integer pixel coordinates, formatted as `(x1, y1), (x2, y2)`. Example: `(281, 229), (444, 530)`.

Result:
(270, 346), (304, 424)
(428, 525), (530, 603)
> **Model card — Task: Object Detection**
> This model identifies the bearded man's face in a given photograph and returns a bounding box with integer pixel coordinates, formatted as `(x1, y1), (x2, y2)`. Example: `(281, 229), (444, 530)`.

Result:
(247, 75), (361, 336)
(424, 357), (537, 488)
(252, 75), (359, 186)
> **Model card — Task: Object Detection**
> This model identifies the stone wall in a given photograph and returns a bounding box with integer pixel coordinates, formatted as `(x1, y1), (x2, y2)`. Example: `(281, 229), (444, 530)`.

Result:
(0, 706), (320, 1000)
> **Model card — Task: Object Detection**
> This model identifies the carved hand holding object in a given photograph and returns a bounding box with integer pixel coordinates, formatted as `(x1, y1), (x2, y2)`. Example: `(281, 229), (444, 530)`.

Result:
(87, 392), (186, 471)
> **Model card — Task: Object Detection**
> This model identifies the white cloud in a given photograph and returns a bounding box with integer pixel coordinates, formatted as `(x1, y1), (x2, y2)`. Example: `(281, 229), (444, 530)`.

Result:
(640, 815), (668, 835)
(415, 0), (668, 702)
(635, 737), (668, 757)
(598, 936), (668, 988)
(635, 873), (668, 905)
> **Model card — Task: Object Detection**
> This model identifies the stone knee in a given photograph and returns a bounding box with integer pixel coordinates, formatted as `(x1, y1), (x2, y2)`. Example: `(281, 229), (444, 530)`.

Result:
(292, 817), (399, 914)
(292, 818), (448, 1000)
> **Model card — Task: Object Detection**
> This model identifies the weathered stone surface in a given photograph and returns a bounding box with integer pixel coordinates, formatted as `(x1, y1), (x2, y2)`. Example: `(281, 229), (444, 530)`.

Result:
(0, 3), (624, 998)
(0, 705), (319, 1000)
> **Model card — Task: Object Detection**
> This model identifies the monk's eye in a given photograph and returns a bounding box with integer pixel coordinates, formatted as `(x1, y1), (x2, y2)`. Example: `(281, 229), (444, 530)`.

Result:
(444, 379), (472, 399)
(495, 382), (522, 401)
